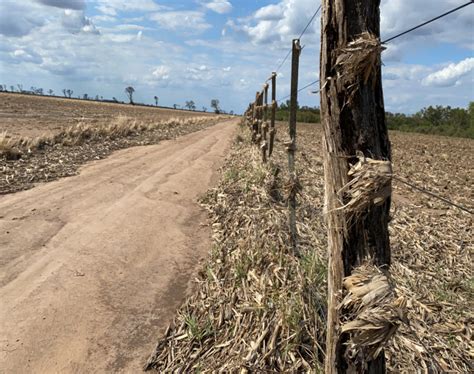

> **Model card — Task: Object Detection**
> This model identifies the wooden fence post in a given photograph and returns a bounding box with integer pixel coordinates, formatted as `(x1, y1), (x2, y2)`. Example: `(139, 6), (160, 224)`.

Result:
(261, 83), (269, 162)
(269, 72), (277, 157)
(320, 1), (392, 372)
(287, 39), (301, 250)
(252, 91), (259, 143)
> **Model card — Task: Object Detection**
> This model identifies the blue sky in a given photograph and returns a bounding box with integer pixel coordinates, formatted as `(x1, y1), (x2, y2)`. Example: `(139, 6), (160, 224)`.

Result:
(0, 0), (472, 114)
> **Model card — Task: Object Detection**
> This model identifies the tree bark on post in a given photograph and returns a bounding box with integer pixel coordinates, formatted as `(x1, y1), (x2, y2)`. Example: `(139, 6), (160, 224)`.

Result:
(320, 1), (392, 373)
(288, 39), (301, 250)
(269, 72), (277, 157)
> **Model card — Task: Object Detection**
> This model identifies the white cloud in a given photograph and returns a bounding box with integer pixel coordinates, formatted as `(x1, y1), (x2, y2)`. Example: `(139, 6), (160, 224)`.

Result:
(35, 0), (85, 10)
(204, 0), (233, 14)
(137, 31), (143, 41)
(150, 11), (211, 32)
(381, 0), (474, 49)
(62, 10), (100, 34)
(223, 66), (231, 72)
(95, 0), (163, 12)
(227, 0), (319, 46)
(152, 65), (170, 80)
(422, 58), (474, 87)
(255, 4), (284, 21)
(0, 2), (45, 37)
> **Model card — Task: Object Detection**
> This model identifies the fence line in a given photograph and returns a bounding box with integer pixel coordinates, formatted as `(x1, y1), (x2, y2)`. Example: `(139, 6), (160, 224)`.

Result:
(243, 1), (474, 232)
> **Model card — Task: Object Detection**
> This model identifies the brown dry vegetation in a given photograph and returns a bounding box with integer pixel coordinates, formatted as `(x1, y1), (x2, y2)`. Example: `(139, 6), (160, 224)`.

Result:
(146, 122), (473, 372)
(0, 92), (214, 139)
(0, 93), (225, 194)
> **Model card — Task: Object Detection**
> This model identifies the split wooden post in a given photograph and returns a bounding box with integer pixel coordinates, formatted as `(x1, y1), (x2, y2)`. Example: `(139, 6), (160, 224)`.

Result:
(261, 83), (269, 162)
(269, 72), (277, 157)
(320, 1), (392, 372)
(287, 39), (301, 250)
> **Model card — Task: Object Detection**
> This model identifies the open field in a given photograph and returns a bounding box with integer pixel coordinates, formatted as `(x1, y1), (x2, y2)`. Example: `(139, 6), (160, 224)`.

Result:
(0, 94), (226, 195)
(0, 92), (215, 139)
(147, 122), (473, 372)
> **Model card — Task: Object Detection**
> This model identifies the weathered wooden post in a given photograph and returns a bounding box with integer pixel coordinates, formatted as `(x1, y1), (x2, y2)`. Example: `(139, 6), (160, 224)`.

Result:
(320, 1), (397, 373)
(261, 83), (269, 162)
(287, 39), (301, 250)
(252, 91), (259, 143)
(269, 72), (277, 157)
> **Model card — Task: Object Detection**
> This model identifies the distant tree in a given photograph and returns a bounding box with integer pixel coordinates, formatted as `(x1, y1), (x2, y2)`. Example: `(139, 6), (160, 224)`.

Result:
(66, 89), (73, 98)
(211, 99), (220, 114)
(36, 88), (43, 95)
(202, 106), (207, 112)
(83, 93), (89, 100)
(173, 104), (180, 109)
(112, 97), (118, 103)
(185, 100), (196, 111)
(230, 110), (234, 115)
(10, 86), (15, 92)
(100, 96), (103, 100)
(62, 89), (67, 97)
(0, 85), (4, 92)
(95, 95), (99, 101)
(30, 86), (36, 94)
(125, 86), (135, 104)
(154, 96), (159, 106)
(17, 84), (23, 93)
(48, 89), (54, 96)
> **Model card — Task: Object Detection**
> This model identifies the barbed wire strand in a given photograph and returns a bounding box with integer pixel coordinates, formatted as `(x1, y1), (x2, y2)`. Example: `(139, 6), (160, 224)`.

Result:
(278, 79), (320, 102)
(393, 176), (473, 215)
(382, 1), (473, 44)
(275, 5), (322, 73)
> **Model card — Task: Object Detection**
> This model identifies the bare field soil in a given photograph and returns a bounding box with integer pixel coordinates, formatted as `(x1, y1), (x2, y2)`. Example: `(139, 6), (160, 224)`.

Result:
(147, 122), (473, 372)
(0, 92), (215, 139)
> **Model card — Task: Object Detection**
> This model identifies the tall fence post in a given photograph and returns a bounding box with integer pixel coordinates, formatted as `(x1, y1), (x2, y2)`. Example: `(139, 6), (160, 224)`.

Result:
(261, 83), (269, 162)
(269, 72), (277, 157)
(320, 1), (393, 372)
(287, 39), (301, 250)
(252, 91), (259, 143)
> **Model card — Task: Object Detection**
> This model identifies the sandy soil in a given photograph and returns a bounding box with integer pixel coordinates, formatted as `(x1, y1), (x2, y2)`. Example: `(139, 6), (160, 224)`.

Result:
(0, 119), (237, 373)
(0, 92), (215, 139)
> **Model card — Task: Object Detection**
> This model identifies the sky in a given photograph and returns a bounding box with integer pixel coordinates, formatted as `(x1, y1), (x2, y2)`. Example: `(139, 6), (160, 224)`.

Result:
(0, 0), (473, 114)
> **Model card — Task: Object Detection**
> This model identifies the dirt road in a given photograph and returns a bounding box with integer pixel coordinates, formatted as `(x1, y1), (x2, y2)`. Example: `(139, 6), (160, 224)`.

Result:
(0, 119), (237, 373)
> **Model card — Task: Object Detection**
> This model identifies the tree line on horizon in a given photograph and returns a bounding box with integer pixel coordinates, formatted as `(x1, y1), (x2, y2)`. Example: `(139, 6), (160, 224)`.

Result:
(275, 101), (474, 139)
(0, 84), (233, 115)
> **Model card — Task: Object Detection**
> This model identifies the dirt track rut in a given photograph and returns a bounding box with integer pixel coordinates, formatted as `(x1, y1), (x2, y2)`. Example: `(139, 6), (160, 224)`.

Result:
(0, 119), (237, 373)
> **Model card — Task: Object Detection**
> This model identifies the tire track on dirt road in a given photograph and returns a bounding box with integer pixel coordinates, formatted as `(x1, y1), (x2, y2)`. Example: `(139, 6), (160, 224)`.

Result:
(0, 119), (238, 373)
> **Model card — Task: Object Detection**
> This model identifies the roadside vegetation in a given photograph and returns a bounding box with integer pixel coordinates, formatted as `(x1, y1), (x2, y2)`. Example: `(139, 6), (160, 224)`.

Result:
(146, 121), (472, 372)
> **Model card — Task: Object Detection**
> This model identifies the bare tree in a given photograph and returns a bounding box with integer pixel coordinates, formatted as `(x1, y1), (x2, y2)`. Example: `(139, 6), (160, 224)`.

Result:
(202, 106), (207, 112)
(125, 86), (135, 104)
(211, 99), (220, 114)
(66, 89), (73, 98)
(154, 96), (159, 106)
(185, 100), (196, 111)
(10, 86), (15, 92)
(0, 85), (4, 92)
(173, 104), (179, 109)
(48, 89), (54, 96)
(83, 93), (89, 100)
(17, 84), (23, 93)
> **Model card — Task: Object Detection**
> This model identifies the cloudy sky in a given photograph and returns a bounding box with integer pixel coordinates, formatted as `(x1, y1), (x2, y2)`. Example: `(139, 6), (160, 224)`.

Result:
(0, 0), (472, 113)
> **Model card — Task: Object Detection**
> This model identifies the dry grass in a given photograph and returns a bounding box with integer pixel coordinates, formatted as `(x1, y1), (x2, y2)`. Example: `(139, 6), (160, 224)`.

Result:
(146, 122), (472, 372)
(1, 115), (223, 194)
(145, 124), (328, 372)
(0, 115), (218, 158)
